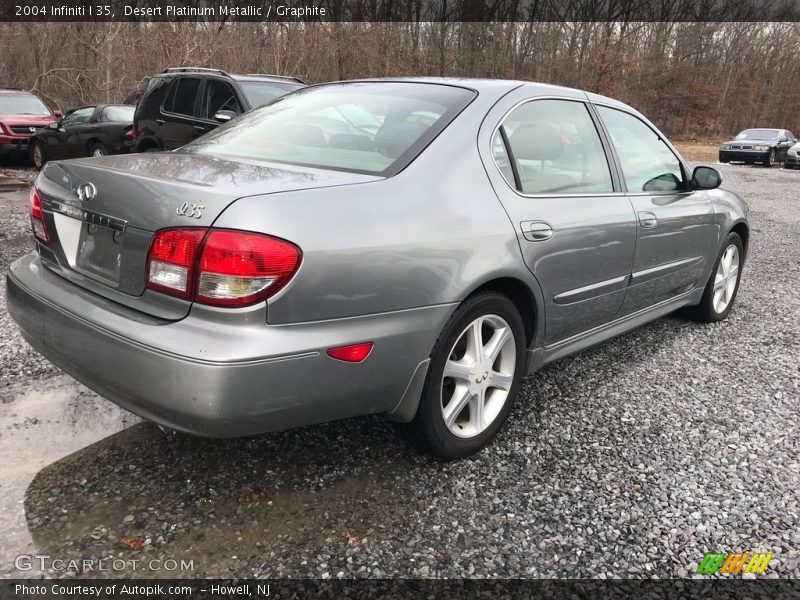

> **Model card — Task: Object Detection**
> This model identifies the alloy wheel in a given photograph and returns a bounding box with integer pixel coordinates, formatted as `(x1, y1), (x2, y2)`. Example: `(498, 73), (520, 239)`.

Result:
(713, 244), (740, 313)
(440, 314), (516, 438)
(32, 144), (43, 169)
(92, 147), (106, 157)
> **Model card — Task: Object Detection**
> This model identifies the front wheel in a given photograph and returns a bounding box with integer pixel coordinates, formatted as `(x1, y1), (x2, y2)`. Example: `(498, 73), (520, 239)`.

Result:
(763, 149), (776, 167)
(30, 141), (46, 170)
(683, 233), (743, 323)
(404, 292), (526, 459)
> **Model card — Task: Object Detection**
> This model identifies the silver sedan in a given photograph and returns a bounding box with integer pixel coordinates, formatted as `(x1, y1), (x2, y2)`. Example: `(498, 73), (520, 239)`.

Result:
(7, 78), (749, 458)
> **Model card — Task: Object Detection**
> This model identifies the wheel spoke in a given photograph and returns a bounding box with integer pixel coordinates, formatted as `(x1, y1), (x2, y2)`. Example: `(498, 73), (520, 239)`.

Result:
(487, 370), (513, 391)
(469, 389), (486, 432)
(444, 359), (472, 384)
(484, 326), (512, 362)
(713, 272), (726, 292)
(466, 319), (483, 362)
(443, 386), (472, 428)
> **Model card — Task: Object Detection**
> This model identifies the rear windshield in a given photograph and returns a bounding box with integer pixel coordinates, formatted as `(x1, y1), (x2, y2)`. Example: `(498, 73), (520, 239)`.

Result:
(0, 93), (51, 116)
(102, 105), (135, 122)
(239, 81), (304, 108)
(181, 82), (476, 176)
(735, 129), (779, 141)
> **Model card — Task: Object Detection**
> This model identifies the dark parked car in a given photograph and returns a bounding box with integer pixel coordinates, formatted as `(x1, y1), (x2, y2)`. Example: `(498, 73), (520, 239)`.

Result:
(134, 67), (304, 152)
(718, 128), (796, 167)
(0, 89), (60, 164)
(29, 104), (136, 169)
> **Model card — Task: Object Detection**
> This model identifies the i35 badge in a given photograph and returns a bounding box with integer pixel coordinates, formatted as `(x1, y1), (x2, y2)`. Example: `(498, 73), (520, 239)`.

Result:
(76, 182), (97, 202)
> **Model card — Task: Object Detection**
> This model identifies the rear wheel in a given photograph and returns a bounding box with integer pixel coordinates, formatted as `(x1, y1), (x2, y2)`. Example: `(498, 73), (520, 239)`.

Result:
(90, 142), (108, 158)
(683, 232), (743, 323)
(404, 292), (526, 459)
(30, 141), (46, 169)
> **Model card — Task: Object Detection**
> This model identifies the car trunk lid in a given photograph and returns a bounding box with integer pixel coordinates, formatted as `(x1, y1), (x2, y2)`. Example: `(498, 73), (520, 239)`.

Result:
(35, 152), (379, 319)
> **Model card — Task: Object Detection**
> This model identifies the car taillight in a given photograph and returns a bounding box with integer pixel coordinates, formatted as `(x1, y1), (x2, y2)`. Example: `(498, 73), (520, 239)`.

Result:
(146, 228), (206, 299)
(29, 187), (49, 244)
(123, 127), (135, 139)
(146, 228), (302, 307)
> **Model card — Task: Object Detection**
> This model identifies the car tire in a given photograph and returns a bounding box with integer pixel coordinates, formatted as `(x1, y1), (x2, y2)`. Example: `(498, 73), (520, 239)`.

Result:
(30, 141), (47, 170)
(90, 142), (108, 158)
(403, 292), (527, 459)
(719, 158), (729, 163)
(763, 149), (775, 167)
(683, 232), (744, 323)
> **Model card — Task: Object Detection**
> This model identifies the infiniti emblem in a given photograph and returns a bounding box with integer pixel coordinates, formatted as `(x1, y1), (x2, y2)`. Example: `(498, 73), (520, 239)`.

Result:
(76, 182), (97, 202)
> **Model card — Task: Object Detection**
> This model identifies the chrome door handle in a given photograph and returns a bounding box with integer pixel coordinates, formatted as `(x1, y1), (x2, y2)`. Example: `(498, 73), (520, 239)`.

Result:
(155, 119), (166, 125)
(638, 211), (658, 228)
(521, 221), (554, 242)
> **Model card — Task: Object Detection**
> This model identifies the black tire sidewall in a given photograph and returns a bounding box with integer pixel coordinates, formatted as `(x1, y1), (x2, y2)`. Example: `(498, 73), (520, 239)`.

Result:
(415, 292), (527, 459)
(91, 143), (108, 157)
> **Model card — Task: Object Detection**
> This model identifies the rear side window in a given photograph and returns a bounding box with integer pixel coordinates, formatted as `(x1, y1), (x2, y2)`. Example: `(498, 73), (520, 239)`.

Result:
(495, 99), (613, 195)
(164, 77), (200, 116)
(201, 79), (242, 119)
(181, 82), (476, 176)
(101, 106), (135, 122)
(596, 106), (685, 193)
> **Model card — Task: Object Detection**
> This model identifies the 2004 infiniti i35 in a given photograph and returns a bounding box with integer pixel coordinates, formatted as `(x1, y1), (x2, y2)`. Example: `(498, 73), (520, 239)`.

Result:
(7, 78), (749, 459)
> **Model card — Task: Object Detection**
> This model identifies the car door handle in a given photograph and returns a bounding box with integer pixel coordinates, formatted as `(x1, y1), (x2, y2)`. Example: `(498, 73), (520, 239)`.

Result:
(638, 211), (658, 228)
(520, 221), (554, 242)
(155, 119), (165, 125)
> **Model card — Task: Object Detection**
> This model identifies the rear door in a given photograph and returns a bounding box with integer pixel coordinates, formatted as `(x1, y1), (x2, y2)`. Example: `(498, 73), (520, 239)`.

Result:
(594, 104), (714, 316)
(159, 77), (202, 149)
(479, 87), (637, 345)
(196, 77), (244, 135)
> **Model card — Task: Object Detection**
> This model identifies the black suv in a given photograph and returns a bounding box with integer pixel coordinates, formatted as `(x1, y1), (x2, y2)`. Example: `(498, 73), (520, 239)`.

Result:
(133, 67), (304, 152)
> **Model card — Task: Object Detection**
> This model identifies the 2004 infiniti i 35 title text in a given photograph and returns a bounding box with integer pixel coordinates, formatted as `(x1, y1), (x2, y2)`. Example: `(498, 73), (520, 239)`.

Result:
(6, 79), (749, 458)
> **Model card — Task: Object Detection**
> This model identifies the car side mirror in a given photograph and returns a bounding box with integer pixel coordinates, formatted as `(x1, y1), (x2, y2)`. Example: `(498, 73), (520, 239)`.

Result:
(692, 166), (721, 190)
(213, 110), (237, 123)
(48, 122), (59, 130)
(53, 110), (62, 118)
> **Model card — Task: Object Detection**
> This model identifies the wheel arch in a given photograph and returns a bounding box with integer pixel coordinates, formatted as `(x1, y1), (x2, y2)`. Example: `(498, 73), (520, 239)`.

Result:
(729, 220), (750, 260)
(85, 138), (103, 153)
(460, 276), (541, 348)
(135, 136), (161, 152)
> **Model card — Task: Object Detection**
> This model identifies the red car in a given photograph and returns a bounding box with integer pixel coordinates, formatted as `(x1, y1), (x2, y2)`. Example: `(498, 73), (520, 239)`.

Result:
(0, 89), (60, 163)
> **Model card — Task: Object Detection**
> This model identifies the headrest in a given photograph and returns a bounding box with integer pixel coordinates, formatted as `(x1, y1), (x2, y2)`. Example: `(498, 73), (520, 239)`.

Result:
(509, 123), (563, 161)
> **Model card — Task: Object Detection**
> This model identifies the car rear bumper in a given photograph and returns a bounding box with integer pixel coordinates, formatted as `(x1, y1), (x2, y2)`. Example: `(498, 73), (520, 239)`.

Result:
(7, 252), (450, 437)
(718, 149), (770, 163)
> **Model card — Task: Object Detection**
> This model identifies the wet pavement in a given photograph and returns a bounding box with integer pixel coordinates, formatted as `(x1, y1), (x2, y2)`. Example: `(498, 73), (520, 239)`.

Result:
(1, 165), (799, 579)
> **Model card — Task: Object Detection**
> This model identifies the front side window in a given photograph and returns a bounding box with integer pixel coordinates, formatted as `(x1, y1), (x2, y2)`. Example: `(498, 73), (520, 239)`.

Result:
(596, 106), (685, 193)
(494, 99), (613, 195)
(181, 82), (476, 176)
(62, 107), (94, 127)
(164, 77), (200, 116)
(201, 79), (242, 119)
(0, 93), (51, 116)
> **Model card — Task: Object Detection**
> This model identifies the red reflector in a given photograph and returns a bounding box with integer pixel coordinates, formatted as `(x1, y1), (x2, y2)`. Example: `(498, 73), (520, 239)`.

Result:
(327, 342), (373, 363)
(29, 187), (49, 243)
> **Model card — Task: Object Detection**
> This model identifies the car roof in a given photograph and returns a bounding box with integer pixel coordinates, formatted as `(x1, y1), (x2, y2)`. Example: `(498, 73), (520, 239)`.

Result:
(312, 77), (641, 114)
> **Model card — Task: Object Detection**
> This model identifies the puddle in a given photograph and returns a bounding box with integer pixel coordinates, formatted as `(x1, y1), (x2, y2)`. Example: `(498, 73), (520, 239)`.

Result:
(16, 413), (419, 578)
(0, 376), (137, 575)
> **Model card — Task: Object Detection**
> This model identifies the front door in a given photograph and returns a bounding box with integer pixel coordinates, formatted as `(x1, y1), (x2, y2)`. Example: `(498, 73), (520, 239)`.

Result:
(594, 105), (715, 315)
(479, 89), (637, 345)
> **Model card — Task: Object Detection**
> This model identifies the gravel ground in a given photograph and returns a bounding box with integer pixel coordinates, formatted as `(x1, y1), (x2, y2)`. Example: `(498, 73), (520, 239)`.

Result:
(0, 163), (798, 579)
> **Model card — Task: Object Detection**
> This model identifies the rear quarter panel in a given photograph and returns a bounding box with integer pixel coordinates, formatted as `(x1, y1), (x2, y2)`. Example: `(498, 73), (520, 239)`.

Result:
(212, 93), (539, 326)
